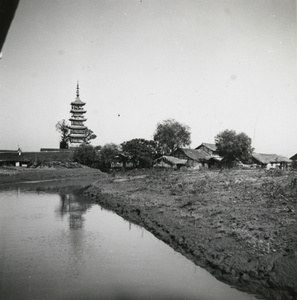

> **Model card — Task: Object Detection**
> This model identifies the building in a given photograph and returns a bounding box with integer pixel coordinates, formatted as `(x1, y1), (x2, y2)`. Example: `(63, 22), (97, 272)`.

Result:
(195, 143), (222, 167)
(68, 82), (87, 147)
(111, 154), (134, 170)
(195, 143), (218, 156)
(290, 153), (297, 169)
(251, 153), (291, 169)
(0, 149), (74, 167)
(173, 148), (210, 168)
(154, 156), (187, 169)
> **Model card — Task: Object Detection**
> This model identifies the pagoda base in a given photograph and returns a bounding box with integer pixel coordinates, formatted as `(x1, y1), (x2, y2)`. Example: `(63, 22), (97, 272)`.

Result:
(69, 143), (83, 149)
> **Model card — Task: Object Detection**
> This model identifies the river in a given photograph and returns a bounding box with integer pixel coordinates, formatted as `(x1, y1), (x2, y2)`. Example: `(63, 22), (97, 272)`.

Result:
(0, 186), (259, 300)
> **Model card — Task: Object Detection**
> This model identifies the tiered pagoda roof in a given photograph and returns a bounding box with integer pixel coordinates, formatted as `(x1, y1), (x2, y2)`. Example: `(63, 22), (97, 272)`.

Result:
(68, 82), (88, 146)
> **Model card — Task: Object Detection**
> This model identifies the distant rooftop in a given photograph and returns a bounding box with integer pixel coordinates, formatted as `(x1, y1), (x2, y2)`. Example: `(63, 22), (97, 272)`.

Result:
(175, 148), (211, 161)
(252, 153), (291, 164)
(195, 143), (217, 151)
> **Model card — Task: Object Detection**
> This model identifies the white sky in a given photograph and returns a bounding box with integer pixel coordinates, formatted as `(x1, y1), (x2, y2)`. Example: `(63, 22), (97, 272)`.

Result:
(0, 0), (296, 157)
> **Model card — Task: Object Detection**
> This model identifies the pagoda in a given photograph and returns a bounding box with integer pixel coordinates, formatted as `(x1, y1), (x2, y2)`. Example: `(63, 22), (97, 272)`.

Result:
(68, 82), (87, 146)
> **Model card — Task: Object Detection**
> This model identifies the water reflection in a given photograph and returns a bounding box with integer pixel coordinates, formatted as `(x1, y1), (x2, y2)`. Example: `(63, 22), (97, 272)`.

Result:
(55, 194), (92, 229)
(0, 188), (259, 300)
(54, 193), (95, 279)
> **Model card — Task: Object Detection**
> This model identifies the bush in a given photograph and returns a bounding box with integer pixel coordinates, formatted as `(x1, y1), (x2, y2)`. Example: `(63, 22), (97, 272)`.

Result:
(73, 144), (98, 167)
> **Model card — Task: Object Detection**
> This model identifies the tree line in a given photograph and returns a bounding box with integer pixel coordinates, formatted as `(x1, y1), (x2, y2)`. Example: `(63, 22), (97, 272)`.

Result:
(56, 118), (253, 171)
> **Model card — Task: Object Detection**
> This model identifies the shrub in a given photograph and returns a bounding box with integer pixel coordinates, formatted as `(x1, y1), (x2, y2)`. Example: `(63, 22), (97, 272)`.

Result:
(73, 144), (98, 167)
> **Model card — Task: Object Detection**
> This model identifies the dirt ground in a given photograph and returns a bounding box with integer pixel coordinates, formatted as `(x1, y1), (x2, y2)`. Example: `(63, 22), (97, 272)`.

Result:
(83, 168), (297, 300)
(1, 166), (297, 300)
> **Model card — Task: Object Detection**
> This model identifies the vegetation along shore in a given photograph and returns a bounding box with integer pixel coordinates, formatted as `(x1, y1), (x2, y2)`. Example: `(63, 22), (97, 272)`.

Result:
(1, 165), (296, 300)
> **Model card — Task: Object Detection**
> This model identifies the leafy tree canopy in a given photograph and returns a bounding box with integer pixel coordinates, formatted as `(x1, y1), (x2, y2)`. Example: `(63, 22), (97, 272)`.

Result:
(121, 138), (157, 168)
(56, 120), (96, 146)
(99, 143), (120, 170)
(84, 128), (97, 144)
(215, 129), (253, 166)
(55, 119), (69, 142)
(73, 144), (98, 167)
(153, 119), (191, 155)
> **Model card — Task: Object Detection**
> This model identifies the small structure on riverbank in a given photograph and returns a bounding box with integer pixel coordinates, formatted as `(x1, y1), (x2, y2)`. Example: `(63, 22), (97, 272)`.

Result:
(0, 149), (74, 167)
(111, 153), (134, 170)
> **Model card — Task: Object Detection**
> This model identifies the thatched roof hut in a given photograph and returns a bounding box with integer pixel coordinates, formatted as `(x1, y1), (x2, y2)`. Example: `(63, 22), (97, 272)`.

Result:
(252, 153), (291, 164)
(195, 143), (218, 155)
(154, 156), (187, 169)
(251, 153), (291, 169)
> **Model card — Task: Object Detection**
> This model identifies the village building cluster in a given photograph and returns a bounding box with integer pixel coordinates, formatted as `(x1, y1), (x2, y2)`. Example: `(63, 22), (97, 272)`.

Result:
(154, 143), (292, 170)
(0, 85), (295, 169)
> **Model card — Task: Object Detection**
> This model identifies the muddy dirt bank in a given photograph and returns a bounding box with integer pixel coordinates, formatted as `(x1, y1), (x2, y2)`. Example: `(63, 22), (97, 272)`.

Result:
(83, 168), (297, 300)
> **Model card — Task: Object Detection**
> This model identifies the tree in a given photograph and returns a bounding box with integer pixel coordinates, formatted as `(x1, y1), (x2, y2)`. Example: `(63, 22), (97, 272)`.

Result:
(56, 119), (70, 148)
(73, 144), (98, 167)
(215, 129), (253, 166)
(84, 128), (97, 144)
(98, 143), (119, 170)
(121, 139), (157, 168)
(153, 119), (191, 155)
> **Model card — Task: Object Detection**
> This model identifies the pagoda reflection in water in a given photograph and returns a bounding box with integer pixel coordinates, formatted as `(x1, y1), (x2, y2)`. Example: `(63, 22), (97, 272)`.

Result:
(56, 194), (92, 229)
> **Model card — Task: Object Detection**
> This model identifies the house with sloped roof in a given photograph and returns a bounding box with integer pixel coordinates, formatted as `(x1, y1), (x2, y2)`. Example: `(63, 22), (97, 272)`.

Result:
(154, 156), (187, 169)
(111, 153), (134, 169)
(173, 148), (211, 168)
(195, 143), (218, 155)
(195, 143), (223, 167)
(251, 153), (291, 169)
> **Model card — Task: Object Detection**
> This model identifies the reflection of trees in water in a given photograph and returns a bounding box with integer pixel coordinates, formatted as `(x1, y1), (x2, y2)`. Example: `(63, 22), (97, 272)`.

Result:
(56, 194), (93, 229)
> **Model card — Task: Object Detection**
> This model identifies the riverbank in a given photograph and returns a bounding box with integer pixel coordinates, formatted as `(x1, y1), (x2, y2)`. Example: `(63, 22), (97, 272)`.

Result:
(83, 168), (297, 300)
(1, 166), (296, 299)
(0, 165), (106, 191)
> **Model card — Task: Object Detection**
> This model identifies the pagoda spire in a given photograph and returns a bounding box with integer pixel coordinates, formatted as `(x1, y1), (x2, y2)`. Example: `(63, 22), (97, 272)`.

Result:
(76, 81), (80, 98)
